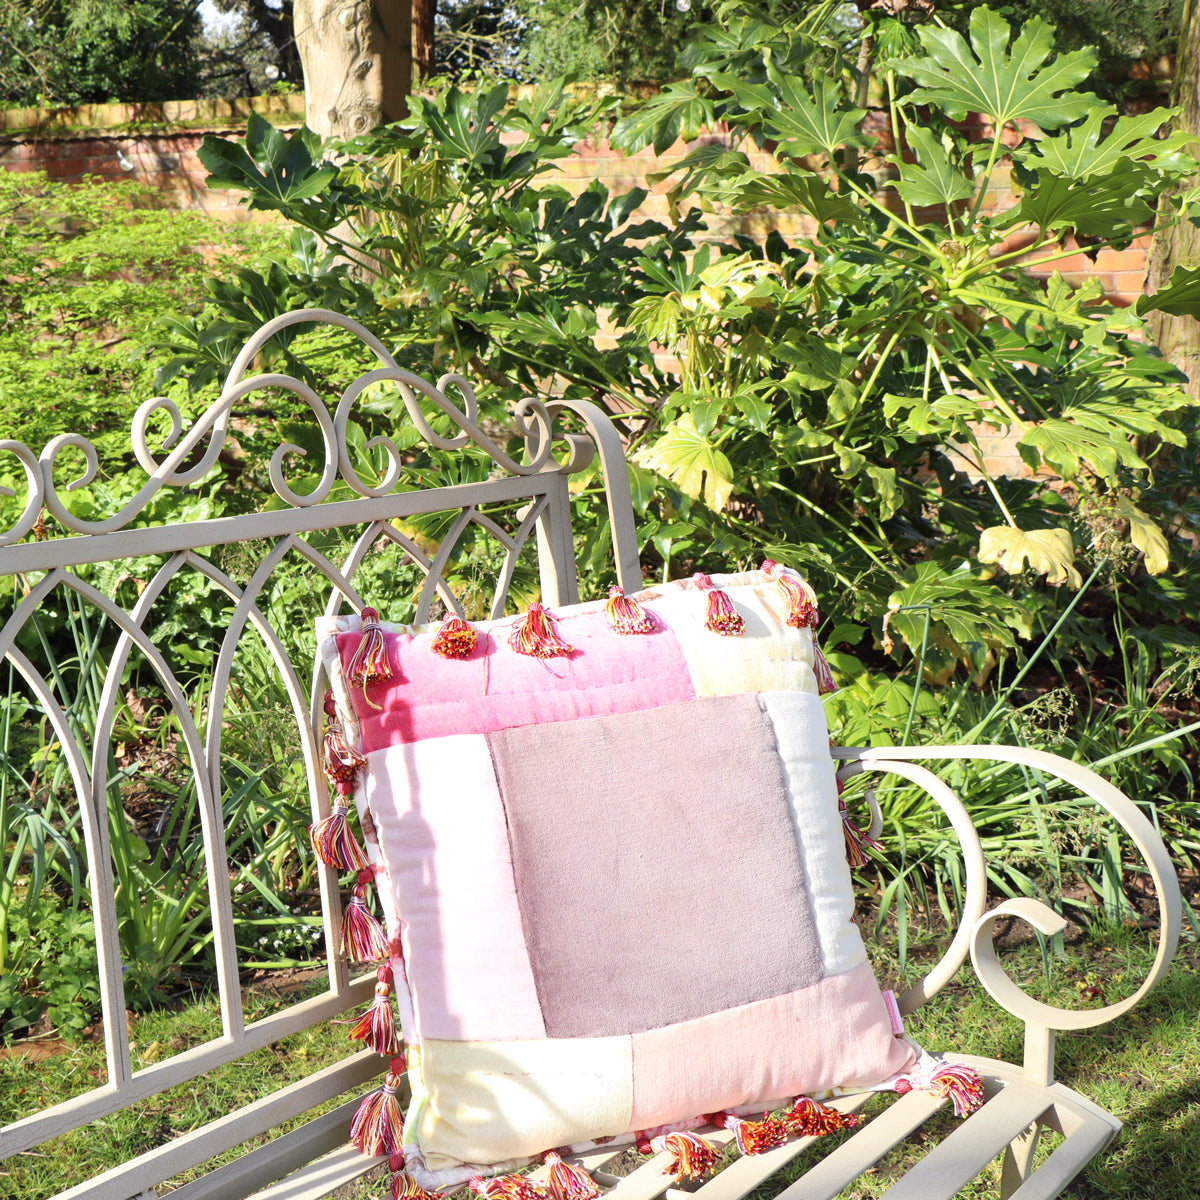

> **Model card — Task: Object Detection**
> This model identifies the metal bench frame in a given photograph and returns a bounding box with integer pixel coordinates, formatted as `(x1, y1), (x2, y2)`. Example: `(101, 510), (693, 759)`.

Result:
(0, 311), (1181, 1200)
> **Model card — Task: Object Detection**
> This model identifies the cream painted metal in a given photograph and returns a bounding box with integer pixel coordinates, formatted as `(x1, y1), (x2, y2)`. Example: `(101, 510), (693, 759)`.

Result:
(0, 310), (1180, 1200)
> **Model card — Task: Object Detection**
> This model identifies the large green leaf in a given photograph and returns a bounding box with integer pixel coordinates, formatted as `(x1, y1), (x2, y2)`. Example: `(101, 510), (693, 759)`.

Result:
(1137, 263), (1200, 318)
(978, 526), (1081, 588)
(889, 124), (974, 209)
(1017, 107), (1196, 182)
(996, 167), (1155, 239)
(610, 81), (717, 156)
(637, 414), (735, 511)
(707, 168), (863, 224)
(894, 6), (1097, 129)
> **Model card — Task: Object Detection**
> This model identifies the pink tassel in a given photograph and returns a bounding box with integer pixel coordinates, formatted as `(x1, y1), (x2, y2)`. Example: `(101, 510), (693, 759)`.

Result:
(784, 1095), (862, 1138)
(347, 607), (392, 685)
(431, 613), (478, 659)
(341, 868), (389, 962)
(322, 690), (366, 782)
(649, 1130), (721, 1182)
(706, 1111), (788, 1155)
(508, 603), (573, 658)
(604, 586), (655, 634)
(895, 1061), (985, 1118)
(813, 641), (837, 694)
(347, 963), (400, 1054)
(693, 574), (745, 636)
(309, 802), (369, 871)
(839, 796), (881, 868)
(762, 559), (819, 629)
(349, 1055), (407, 1155)
(634, 1132), (654, 1155)
(543, 1151), (600, 1200)
(469, 1174), (548, 1200)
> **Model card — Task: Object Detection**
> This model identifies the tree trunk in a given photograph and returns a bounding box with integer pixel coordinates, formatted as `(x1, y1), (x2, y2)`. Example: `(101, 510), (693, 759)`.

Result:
(1146, 0), (1200, 395)
(293, 0), (413, 139)
(413, 0), (436, 82)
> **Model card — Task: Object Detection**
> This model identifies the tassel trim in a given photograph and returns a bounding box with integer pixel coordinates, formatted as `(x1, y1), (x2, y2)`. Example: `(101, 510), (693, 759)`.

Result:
(347, 607), (392, 686)
(543, 1151), (601, 1200)
(706, 1111), (788, 1156)
(762, 559), (819, 629)
(785, 1095), (862, 1138)
(509, 603), (573, 658)
(895, 1061), (985, 1118)
(839, 795), (881, 868)
(693, 574), (745, 636)
(346, 962), (400, 1054)
(349, 1055), (407, 1156)
(650, 1130), (721, 1182)
(341, 868), (388, 962)
(431, 613), (478, 659)
(391, 1165), (436, 1200)
(813, 642), (837, 694)
(309, 802), (369, 872)
(469, 1174), (548, 1200)
(604, 586), (655, 634)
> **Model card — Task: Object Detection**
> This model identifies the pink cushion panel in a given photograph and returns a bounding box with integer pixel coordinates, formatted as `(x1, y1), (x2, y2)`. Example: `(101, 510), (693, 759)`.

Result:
(628, 962), (918, 1128)
(487, 694), (822, 1038)
(340, 605), (696, 752)
(362, 736), (546, 1042)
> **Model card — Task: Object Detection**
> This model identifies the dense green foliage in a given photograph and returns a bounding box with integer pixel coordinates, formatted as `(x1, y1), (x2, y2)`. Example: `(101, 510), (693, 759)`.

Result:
(0, 0), (204, 106)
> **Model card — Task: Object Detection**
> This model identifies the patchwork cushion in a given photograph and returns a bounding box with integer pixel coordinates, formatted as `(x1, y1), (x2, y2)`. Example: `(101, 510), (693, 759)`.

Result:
(318, 569), (917, 1188)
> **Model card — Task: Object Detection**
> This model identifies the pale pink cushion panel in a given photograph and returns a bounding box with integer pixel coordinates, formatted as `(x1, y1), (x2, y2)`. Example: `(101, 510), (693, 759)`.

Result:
(339, 604), (695, 752)
(487, 693), (822, 1039)
(628, 962), (918, 1128)
(362, 736), (546, 1042)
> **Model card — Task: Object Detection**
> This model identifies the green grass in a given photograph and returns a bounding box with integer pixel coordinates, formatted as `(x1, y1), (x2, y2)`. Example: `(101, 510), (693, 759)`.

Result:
(1, 931), (1197, 1200)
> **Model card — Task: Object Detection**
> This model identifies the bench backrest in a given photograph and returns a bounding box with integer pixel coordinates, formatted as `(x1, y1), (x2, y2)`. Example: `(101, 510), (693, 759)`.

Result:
(0, 310), (641, 1197)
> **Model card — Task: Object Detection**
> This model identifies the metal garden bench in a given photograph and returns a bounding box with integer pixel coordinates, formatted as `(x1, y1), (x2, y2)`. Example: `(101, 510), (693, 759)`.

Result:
(0, 311), (1181, 1200)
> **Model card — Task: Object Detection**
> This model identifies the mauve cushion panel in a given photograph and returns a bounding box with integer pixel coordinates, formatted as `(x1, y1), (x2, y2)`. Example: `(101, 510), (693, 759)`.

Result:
(339, 605), (696, 752)
(488, 693), (822, 1039)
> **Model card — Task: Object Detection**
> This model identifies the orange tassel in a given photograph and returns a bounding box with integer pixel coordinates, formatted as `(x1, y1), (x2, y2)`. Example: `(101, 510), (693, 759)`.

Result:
(431, 613), (478, 659)
(649, 1130), (721, 1181)
(784, 1095), (862, 1138)
(706, 1111), (788, 1155)
(349, 1055), (407, 1155)
(508, 603), (573, 658)
(341, 868), (389, 963)
(762, 559), (819, 629)
(693, 574), (745, 636)
(604, 586), (655, 634)
(543, 1151), (600, 1200)
(469, 1174), (548, 1200)
(346, 963), (400, 1054)
(347, 607), (392, 685)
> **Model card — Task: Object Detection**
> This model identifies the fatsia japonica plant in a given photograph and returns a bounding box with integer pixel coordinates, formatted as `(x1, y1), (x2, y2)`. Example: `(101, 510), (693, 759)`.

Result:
(609, 2), (1200, 679)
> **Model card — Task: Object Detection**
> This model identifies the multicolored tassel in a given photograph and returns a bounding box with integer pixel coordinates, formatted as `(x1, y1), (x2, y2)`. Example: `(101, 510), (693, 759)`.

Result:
(705, 1111), (788, 1155)
(309, 801), (369, 871)
(468, 1173), (548, 1200)
(347, 962), (400, 1054)
(341, 868), (389, 962)
(693, 574), (745, 636)
(508, 603), (573, 658)
(813, 641), (837, 694)
(543, 1151), (601, 1200)
(390, 1161), (436, 1200)
(322, 691), (367, 782)
(604, 586), (655, 634)
(839, 795), (881, 868)
(784, 1095), (862, 1138)
(762, 560), (819, 629)
(895, 1061), (985, 1117)
(649, 1130), (721, 1182)
(347, 607), (392, 686)
(431, 613), (478, 659)
(349, 1055), (406, 1156)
